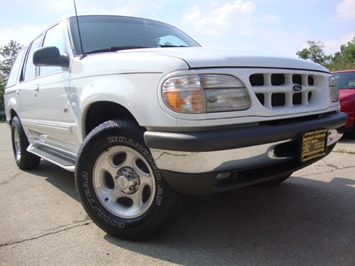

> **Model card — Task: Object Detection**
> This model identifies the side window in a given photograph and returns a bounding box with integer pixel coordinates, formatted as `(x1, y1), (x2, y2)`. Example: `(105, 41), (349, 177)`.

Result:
(22, 36), (42, 82)
(6, 49), (26, 87)
(40, 24), (66, 76)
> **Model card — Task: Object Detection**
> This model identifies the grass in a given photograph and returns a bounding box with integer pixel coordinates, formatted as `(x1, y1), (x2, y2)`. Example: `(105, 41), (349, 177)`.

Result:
(333, 149), (355, 155)
(326, 163), (338, 169)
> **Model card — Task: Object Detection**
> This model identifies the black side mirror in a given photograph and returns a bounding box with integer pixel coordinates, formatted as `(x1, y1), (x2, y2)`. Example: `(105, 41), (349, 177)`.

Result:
(33, 46), (69, 68)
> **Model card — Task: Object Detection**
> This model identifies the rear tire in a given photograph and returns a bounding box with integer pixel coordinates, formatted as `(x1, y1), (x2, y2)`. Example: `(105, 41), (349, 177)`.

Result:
(11, 116), (40, 170)
(75, 120), (181, 240)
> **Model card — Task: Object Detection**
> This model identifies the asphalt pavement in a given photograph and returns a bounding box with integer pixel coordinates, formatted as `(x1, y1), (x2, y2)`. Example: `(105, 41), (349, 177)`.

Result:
(1, 123), (354, 266)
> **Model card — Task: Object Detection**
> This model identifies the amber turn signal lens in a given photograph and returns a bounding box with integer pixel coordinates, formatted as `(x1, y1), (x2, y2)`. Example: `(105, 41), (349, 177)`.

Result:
(163, 90), (204, 113)
(164, 91), (182, 112)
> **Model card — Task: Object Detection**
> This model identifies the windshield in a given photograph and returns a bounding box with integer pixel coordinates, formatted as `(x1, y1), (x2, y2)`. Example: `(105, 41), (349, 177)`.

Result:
(69, 15), (200, 54)
(332, 71), (355, 89)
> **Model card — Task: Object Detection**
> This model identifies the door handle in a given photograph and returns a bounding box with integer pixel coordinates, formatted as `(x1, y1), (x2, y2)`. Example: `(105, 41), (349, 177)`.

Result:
(34, 84), (39, 97)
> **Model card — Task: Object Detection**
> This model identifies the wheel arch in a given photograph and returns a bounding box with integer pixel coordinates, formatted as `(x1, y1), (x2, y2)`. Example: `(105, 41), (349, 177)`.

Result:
(5, 95), (20, 124)
(83, 101), (139, 137)
(6, 109), (20, 125)
(10, 109), (18, 120)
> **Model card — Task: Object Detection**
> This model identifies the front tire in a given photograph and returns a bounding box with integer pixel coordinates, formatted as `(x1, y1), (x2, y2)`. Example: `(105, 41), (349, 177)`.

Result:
(75, 120), (180, 240)
(11, 116), (40, 170)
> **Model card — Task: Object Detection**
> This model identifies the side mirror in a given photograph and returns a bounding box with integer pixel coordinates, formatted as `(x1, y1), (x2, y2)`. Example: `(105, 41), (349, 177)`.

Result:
(33, 46), (69, 68)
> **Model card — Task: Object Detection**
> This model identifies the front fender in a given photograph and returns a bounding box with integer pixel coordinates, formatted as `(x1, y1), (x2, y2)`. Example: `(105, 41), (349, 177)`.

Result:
(74, 73), (178, 132)
(79, 75), (136, 116)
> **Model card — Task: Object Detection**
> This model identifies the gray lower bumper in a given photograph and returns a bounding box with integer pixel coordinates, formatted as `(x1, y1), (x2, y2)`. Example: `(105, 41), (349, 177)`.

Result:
(150, 129), (343, 174)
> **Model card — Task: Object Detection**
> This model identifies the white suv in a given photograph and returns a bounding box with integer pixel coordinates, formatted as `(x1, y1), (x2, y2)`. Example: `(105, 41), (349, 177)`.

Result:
(4, 15), (347, 240)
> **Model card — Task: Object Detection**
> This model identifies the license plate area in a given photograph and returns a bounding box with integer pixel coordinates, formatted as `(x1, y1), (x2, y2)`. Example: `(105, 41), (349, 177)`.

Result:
(300, 129), (328, 162)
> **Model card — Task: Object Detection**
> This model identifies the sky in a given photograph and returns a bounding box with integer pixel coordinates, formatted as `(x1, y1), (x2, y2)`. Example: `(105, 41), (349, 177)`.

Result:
(0, 0), (354, 58)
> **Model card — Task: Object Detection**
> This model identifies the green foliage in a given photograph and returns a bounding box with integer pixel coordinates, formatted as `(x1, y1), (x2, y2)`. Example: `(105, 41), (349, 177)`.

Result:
(0, 40), (23, 111)
(297, 37), (355, 71)
(296, 41), (331, 65)
(330, 37), (355, 70)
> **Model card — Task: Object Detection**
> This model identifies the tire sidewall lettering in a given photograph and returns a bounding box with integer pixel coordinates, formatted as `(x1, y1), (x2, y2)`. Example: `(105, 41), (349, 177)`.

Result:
(81, 171), (125, 229)
(156, 185), (163, 206)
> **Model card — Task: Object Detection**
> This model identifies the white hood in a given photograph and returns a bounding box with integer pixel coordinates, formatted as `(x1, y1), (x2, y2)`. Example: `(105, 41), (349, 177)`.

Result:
(121, 47), (329, 73)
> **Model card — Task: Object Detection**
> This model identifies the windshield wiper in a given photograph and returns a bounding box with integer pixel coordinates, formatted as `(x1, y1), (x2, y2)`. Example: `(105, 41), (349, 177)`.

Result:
(86, 46), (150, 55)
(160, 45), (188, 48)
(85, 45), (188, 55)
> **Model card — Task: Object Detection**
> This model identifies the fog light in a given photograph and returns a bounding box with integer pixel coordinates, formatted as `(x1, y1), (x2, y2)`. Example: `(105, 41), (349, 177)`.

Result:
(216, 172), (231, 180)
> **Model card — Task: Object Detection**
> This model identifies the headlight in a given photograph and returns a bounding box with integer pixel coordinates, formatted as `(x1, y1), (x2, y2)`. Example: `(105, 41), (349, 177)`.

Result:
(329, 76), (339, 102)
(162, 74), (250, 113)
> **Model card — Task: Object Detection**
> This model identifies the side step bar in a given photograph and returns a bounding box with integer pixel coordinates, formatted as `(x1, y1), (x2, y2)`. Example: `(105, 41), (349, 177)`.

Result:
(28, 144), (76, 172)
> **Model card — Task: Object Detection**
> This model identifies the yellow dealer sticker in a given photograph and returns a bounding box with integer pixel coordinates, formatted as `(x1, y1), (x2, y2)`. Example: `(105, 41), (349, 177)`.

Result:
(300, 129), (328, 162)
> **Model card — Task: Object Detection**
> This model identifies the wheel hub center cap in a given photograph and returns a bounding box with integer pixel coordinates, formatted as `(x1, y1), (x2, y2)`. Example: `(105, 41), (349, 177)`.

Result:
(115, 167), (139, 194)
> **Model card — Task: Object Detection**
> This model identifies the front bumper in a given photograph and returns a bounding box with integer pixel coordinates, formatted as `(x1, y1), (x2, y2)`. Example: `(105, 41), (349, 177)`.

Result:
(144, 111), (347, 194)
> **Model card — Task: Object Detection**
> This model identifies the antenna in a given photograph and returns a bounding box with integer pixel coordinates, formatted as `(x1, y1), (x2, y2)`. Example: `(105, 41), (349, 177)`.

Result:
(73, 0), (85, 58)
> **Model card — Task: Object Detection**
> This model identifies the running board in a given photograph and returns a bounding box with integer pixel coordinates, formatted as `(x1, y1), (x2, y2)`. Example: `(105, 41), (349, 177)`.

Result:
(28, 145), (76, 172)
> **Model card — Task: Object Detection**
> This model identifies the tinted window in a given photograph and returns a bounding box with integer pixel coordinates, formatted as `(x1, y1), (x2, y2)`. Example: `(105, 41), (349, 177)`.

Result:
(70, 16), (200, 54)
(23, 36), (42, 82)
(40, 24), (66, 76)
(333, 72), (355, 89)
(6, 49), (26, 87)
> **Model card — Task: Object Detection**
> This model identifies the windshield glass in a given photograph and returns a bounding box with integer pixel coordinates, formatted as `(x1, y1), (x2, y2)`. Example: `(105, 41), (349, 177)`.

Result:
(70, 15), (200, 54)
(332, 71), (355, 89)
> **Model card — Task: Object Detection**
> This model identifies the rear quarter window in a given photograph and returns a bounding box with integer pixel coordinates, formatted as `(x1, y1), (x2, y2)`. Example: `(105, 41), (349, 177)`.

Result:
(6, 49), (26, 88)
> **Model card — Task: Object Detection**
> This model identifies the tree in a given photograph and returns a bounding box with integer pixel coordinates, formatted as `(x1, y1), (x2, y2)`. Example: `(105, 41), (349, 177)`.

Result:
(297, 38), (355, 71)
(0, 40), (23, 111)
(331, 37), (355, 70)
(296, 41), (331, 65)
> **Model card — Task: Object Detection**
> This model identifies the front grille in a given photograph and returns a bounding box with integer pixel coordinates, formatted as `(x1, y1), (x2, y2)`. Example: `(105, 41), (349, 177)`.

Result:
(272, 93), (285, 107)
(249, 73), (319, 109)
(271, 74), (285, 85)
(293, 92), (302, 105)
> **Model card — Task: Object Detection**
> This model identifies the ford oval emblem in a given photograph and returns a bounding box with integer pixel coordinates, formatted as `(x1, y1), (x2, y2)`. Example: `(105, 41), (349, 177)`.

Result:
(293, 85), (302, 92)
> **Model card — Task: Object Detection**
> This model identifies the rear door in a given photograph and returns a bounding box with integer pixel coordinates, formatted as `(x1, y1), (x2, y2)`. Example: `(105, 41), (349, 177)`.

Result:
(16, 36), (43, 142)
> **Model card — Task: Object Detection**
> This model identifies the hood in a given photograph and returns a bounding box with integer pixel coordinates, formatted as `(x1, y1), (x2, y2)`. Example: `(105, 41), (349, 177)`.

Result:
(121, 47), (329, 73)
